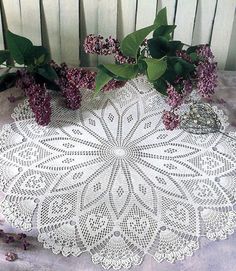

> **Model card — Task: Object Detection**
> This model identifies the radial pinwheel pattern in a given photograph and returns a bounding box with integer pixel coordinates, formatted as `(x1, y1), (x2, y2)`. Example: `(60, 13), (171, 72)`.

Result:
(0, 76), (236, 269)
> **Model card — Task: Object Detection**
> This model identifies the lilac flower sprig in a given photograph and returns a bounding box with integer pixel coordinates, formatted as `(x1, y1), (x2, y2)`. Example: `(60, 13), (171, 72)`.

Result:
(13, 60), (126, 125)
(195, 45), (217, 99)
(161, 44), (217, 130)
(162, 110), (180, 130)
(1, 11), (219, 131)
(51, 62), (82, 110)
(52, 62), (126, 110)
(86, 10), (218, 132)
(166, 83), (184, 108)
(26, 84), (52, 126)
(16, 69), (52, 126)
(83, 34), (136, 64)
(84, 34), (118, 55)
(0, 229), (30, 250)
(7, 95), (16, 103)
(83, 35), (217, 131)
(0, 229), (30, 261)
(5, 252), (17, 262)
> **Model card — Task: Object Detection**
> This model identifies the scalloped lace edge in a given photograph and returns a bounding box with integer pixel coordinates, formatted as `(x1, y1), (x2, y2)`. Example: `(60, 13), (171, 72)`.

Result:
(1, 198), (33, 231)
(2, 205), (235, 270)
(11, 99), (34, 122)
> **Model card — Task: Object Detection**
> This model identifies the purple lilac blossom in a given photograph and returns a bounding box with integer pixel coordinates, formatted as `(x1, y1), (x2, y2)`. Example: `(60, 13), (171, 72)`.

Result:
(183, 79), (193, 94)
(196, 44), (214, 60)
(195, 44), (217, 98)
(102, 79), (126, 91)
(83, 34), (135, 64)
(7, 94), (16, 103)
(166, 84), (183, 108)
(52, 63), (126, 109)
(114, 51), (136, 64)
(196, 60), (217, 99)
(16, 69), (52, 126)
(162, 110), (180, 130)
(83, 34), (118, 55)
(62, 85), (82, 110)
(26, 84), (52, 126)
(66, 68), (96, 90)
(1, 229), (30, 254)
(5, 252), (17, 262)
(15, 69), (34, 90)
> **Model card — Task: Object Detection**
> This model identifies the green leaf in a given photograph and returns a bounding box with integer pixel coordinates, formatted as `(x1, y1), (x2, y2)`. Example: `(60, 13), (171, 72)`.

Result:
(143, 58), (167, 81)
(37, 54), (45, 65)
(166, 56), (194, 79)
(32, 46), (50, 64)
(102, 63), (139, 79)
(37, 64), (58, 82)
(121, 24), (158, 59)
(24, 45), (50, 66)
(27, 64), (35, 73)
(189, 52), (198, 62)
(97, 64), (127, 81)
(153, 78), (167, 96)
(120, 8), (170, 59)
(153, 25), (176, 39)
(137, 60), (147, 74)
(174, 62), (183, 75)
(178, 58), (195, 74)
(154, 7), (168, 26)
(162, 69), (177, 83)
(186, 45), (198, 54)
(167, 56), (195, 78)
(147, 36), (169, 59)
(167, 41), (184, 55)
(0, 50), (10, 64)
(148, 38), (184, 59)
(95, 69), (113, 94)
(6, 30), (33, 64)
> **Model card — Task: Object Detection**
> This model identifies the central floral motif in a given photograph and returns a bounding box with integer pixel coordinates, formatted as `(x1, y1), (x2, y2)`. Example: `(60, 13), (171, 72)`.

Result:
(35, 98), (203, 221)
(112, 147), (126, 158)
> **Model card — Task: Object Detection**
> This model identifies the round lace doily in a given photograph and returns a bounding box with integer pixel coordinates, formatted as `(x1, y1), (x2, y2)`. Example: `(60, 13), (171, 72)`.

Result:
(0, 77), (236, 269)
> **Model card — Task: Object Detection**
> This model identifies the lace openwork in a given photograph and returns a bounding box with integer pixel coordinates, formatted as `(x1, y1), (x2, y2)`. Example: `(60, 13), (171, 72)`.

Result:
(0, 76), (236, 269)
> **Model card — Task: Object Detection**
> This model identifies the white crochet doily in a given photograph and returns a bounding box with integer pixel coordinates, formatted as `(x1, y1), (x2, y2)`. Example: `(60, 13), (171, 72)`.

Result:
(0, 77), (236, 269)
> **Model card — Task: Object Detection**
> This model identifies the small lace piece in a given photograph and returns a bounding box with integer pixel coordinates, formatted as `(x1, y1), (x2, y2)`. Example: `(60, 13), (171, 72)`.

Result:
(180, 102), (222, 134)
(0, 76), (235, 269)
